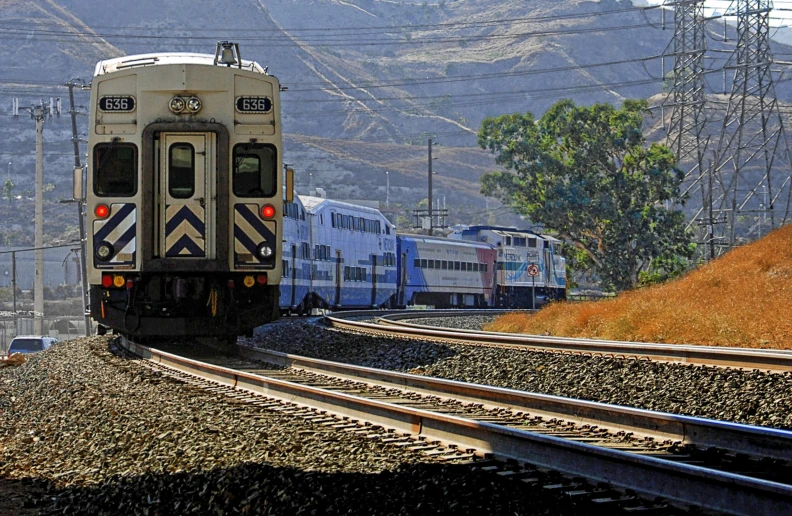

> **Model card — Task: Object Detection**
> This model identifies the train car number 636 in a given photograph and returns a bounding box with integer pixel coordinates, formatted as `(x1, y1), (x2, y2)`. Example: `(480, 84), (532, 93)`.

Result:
(236, 96), (272, 113)
(99, 96), (136, 112)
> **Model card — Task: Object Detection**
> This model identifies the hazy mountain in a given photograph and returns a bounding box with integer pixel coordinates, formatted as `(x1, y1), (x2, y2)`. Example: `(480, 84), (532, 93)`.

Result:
(1, 0), (791, 243)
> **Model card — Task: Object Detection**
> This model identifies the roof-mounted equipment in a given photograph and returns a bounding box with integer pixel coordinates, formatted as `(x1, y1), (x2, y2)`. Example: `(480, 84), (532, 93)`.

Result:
(215, 41), (242, 68)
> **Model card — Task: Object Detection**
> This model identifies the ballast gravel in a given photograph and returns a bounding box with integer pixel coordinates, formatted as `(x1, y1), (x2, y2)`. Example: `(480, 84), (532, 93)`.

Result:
(0, 337), (594, 515)
(251, 317), (792, 429)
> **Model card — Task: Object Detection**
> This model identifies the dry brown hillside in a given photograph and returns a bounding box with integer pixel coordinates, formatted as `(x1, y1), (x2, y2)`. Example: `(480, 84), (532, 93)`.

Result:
(486, 224), (792, 349)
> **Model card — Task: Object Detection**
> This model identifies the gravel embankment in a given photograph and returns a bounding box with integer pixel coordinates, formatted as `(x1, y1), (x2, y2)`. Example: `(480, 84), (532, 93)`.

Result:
(401, 315), (498, 331)
(0, 337), (593, 515)
(252, 318), (792, 429)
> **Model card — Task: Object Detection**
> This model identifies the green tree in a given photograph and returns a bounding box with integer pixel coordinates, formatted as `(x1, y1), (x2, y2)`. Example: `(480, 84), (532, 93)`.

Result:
(2, 178), (14, 203)
(478, 99), (695, 291)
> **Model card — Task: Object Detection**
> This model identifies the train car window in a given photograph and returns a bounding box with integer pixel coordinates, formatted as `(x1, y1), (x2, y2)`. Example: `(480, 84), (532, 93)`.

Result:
(320, 214), (324, 225)
(362, 269), (367, 282)
(473, 263), (479, 272)
(428, 260), (435, 269)
(454, 261), (461, 271)
(93, 143), (138, 197)
(506, 236), (512, 246)
(420, 259), (428, 268)
(528, 238), (537, 247)
(232, 143), (277, 197)
(413, 258), (419, 268)
(168, 144), (195, 199)
(441, 261), (447, 270)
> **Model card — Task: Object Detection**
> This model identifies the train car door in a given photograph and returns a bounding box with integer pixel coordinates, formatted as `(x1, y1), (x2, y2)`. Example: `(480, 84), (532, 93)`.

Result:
(370, 254), (377, 307)
(290, 243), (297, 307)
(334, 250), (342, 307)
(159, 133), (215, 259)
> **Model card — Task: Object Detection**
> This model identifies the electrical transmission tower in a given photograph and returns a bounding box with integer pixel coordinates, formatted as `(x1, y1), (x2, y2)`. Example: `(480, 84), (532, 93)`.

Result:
(663, 1), (712, 255)
(709, 0), (792, 249)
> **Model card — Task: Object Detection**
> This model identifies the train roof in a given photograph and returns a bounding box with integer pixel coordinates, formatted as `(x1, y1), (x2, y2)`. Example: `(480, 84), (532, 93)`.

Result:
(458, 225), (540, 235)
(94, 52), (267, 76)
(397, 233), (494, 249)
(298, 195), (390, 219)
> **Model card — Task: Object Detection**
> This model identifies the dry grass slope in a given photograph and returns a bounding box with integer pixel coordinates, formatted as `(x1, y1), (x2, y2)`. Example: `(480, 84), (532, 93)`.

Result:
(486, 225), (792, 349)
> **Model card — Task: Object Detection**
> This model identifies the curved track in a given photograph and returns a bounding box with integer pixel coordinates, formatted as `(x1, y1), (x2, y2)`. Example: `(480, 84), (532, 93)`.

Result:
(119, 334), (792, 515)
(324, 309), (792, 372)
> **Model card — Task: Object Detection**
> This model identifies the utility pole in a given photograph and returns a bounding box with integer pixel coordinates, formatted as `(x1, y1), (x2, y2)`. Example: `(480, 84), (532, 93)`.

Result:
(33, 103), (47, 335)
(663, 1), (713, 257)
(64, 79), (91, 336)
(16, 98), (58, 335)
(709, 0), (792, 247)
(412, 138), (447, 233)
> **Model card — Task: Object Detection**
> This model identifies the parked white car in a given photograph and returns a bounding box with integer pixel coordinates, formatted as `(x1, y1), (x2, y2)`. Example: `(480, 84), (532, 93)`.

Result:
(7, 336), (58, 356)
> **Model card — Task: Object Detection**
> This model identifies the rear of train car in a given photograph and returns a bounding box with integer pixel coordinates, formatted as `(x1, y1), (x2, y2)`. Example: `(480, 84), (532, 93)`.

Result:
(280, 194), (311, 315)
(396, 235), (497, 308)
(86, 44), (284, 338)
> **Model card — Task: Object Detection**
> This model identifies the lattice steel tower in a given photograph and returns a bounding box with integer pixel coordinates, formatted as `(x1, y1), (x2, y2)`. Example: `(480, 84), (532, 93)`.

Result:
(710, 0), (792, 248)
(663, 1), (710, 254)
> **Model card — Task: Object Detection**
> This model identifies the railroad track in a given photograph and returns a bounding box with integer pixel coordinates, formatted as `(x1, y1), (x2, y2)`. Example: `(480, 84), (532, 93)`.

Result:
(118, 335), (792, 515)
(324, 309), (792, 372)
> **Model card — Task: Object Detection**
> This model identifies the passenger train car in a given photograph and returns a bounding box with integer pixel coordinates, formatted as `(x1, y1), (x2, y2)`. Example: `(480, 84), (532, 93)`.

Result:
(396, 235), (497, 308)
(449, 226), (567, 307)
(280, 196), (397, 312)
(86, 43), (287, 339)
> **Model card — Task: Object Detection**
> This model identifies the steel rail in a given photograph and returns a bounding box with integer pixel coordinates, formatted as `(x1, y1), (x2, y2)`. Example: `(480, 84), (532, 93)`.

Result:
(324, 310), (792, 372)
(120, 337), (792, 515)
(238, 344), (792, 462)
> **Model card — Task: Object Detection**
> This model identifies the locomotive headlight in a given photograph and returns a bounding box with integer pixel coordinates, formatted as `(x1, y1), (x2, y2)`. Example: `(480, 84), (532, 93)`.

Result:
(169, 96), (186, 114)
(96, 241), (114, 261)
(256, 244), (273, 259)
(186, 96), (202, 113)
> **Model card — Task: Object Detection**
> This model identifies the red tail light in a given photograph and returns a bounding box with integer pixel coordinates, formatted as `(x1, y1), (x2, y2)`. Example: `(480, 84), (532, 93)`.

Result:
(256, 274), (267, 285)
(101, 274), (113, 288)
(95, 204), (110, 219)
(126, 279), (134, 290)
(261, 205), (275, 219)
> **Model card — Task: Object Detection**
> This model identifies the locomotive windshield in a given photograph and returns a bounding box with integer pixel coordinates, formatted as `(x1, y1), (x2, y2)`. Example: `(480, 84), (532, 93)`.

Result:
(93, 143), (137, 196)
(233, 143), (277, 197)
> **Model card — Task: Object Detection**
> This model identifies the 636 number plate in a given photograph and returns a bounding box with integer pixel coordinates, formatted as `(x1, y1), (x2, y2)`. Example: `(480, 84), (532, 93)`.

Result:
(99, 96), (136, 112)
(236, 96), (272, 113)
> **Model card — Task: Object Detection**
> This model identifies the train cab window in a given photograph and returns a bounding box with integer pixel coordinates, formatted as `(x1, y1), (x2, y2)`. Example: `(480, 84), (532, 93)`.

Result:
(528, 238), (537, 248)
(233, 143), (277, 197)
(506, 236), (512, 246)
(168, 144), (195, 198)
(93, 143), (137, 197)
(385, 225), (391, 235)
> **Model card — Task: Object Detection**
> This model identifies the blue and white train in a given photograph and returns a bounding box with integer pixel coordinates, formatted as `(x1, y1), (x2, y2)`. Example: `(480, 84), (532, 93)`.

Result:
(280, 197), (566, 313)
(280, 196), (397, 313)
